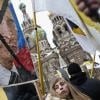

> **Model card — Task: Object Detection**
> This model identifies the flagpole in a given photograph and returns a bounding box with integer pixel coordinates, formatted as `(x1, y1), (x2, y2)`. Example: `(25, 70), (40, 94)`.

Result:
(32, 1), (45, 96)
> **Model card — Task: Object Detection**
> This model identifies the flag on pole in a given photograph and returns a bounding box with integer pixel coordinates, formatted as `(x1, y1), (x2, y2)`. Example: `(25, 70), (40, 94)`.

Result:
(9, 3), (26, 49)
(31, 0), (84, 26)
(69, 0), (100, 50)
(31, 0), (100, 54)
(66, 19), (86, 36)
(31, 0), (100, 31)
(66, 19), (97, 54)
(70, 0), (100, 31)
(9, 2), (35, 80)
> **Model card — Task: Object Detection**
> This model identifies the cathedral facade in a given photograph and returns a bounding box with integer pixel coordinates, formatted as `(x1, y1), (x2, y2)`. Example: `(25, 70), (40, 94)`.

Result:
(49, 13), (91, 65)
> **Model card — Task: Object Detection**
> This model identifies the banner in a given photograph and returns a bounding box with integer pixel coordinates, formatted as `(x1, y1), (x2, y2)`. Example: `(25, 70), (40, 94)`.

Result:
(66, 19), (97, 54)
(0, 1), (37, 88)
(9, 2), (36, 82)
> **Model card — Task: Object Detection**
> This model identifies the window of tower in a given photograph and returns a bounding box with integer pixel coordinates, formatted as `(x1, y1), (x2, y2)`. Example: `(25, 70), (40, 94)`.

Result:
(59, 16), (62, 20)
(57, 16), (59, 20)
(54, 18), (57, 22)
(63, 23), (68, 31)
(56, 27), (62, 36)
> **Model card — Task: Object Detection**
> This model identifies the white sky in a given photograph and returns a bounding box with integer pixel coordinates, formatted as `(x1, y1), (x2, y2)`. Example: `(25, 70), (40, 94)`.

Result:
(11, 0), (55, 48)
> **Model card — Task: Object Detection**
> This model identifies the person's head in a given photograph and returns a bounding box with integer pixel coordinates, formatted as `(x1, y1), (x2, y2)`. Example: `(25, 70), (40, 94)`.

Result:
(50, 77), (91, 100)
(0, 7), (18, 69)
(50, 77), (70, 99)
(68, 63), (82, 76)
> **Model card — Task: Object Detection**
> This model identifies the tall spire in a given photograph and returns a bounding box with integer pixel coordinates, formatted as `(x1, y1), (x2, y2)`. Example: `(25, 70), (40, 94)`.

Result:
(19, 3), (34, 33)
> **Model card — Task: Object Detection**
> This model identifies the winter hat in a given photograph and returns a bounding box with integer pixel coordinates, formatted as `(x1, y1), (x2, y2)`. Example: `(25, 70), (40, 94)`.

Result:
(68, 63), (82, 75)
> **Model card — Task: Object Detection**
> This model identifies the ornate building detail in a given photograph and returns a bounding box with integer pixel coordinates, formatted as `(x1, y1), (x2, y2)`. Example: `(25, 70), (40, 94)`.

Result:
(19, 3), (64, 91)
(19, 3), (34, 33)
(49, 13), (89, 65)
(19, 3), (35, 51)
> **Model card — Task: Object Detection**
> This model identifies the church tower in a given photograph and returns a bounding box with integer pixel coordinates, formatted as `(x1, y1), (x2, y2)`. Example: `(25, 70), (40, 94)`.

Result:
(49, 13), (90, 65)
(19, 3), (63, 91)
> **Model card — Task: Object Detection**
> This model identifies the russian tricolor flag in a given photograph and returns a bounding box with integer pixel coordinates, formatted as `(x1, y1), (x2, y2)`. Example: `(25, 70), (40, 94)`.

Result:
(9, 2), (36, 81)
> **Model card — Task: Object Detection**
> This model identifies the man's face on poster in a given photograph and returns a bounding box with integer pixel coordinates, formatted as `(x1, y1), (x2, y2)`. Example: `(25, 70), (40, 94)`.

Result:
(0, 8), (18, 69)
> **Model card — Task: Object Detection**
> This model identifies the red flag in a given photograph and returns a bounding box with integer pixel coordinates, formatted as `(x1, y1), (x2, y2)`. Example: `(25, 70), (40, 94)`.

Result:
(14, 47), (34, 72)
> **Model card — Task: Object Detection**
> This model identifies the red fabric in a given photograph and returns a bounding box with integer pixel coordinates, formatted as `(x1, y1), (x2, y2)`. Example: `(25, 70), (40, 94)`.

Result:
(14, 47), (34, 72)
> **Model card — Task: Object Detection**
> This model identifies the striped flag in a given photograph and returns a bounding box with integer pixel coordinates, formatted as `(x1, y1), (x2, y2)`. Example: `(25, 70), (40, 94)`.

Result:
(66, 18), (97, 54)
(9, 2), (35, 81)
(67, 19), (86, 36)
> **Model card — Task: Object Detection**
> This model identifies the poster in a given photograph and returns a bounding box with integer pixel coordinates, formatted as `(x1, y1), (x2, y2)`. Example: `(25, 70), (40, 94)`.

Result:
(0, 0), (37, 87)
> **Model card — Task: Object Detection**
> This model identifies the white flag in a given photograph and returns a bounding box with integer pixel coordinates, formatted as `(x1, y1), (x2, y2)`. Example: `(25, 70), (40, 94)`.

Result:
(65, 19), (97, 54)
(31, 0), (46, 12)
(31, 0), (84, 26)
(31, 0), (81, 24)
(31, 0), (100, 54)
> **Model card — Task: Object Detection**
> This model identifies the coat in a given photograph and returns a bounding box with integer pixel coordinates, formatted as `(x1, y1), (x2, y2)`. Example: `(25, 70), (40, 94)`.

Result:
(45, 93), (66, 100)
(70, 72), (100, 100)
(3, 83), (39, 100)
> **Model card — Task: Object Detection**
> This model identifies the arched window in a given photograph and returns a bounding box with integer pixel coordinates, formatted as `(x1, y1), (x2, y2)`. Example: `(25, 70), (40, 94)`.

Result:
(59, 16), (62, 20)
(63, 23), (68, 31)
(56, 27), (62, 36)
(56, 16), (59, 20)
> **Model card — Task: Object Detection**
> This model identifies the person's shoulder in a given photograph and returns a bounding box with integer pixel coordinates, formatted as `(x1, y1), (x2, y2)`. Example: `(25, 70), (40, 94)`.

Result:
(45, 93), (65, 100)
(87, 78), (100, 84)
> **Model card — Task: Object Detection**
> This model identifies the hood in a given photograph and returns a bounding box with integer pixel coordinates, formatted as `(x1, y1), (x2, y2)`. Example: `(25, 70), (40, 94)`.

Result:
(46, 93), (66, 100)
(70, 72), (87, 85)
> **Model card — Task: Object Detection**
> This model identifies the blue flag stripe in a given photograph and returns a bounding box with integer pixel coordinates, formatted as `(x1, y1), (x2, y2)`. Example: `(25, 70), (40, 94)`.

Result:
(9, 3), (26, 49)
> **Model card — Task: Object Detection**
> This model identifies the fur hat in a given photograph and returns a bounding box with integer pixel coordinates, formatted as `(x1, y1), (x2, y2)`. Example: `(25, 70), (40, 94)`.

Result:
(45, 93), (66, 100)
(68, 63), (82, 75)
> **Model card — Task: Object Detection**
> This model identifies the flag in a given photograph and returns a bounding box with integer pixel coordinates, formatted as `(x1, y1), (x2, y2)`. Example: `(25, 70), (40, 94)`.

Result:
(9, 3), (34, 78)
(31, 0), (78, 20)
(31, 0), (84, 26)
(0, 88), (8, 100)
(69, 0), (100, 50)
(31, 0), (100, 32)
(67, 19), (86, 36)
(9, 2), (25, 49)
(31, 0), (100, 54)
(70, 0), (100, 31)
(66, 18), (97, 54)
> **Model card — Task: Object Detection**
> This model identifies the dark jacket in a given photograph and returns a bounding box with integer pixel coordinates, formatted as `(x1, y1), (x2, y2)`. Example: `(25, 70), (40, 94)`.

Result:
(70, 72), (100, 100)
(4, 83), (39, 100)
(4, 69), (39, 100)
